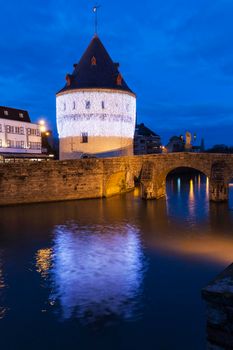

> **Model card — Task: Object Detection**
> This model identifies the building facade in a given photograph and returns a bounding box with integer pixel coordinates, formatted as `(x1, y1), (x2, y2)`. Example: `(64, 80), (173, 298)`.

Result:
(0, 106), (42, 161)
(56, 35), (136, 160)
(134, 123), (161, 155)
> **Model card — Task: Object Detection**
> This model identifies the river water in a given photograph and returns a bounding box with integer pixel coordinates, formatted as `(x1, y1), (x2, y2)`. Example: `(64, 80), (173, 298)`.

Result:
(0, 173), (233, 349)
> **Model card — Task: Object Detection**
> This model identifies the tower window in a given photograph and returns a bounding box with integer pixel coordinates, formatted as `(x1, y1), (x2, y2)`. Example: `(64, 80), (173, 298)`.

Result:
(116, 73), (122, 86)
(102, 101), (105, 109)
(91, 56), (97, 65)
(64, 103), (66, 111)
(66, 74), (71, 87)
(81, 132), (88, 143)
(73, 101), (76, 110)
(85, 101), (91, 109)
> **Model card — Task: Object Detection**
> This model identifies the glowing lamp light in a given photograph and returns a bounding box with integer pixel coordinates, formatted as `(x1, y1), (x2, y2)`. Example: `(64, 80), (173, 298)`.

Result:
(40, 125), (46, 133)
(38, 119), (47, 133)
(39, 119), (45, 126)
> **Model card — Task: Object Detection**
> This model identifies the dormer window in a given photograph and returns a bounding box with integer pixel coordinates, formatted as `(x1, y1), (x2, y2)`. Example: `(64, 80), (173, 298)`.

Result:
(91, 56), (97, 66)
(4, 110), (8, 116)
(66, 74), (71, 87)
(19, 113), (24, 118)
(116, 73), (122, 86)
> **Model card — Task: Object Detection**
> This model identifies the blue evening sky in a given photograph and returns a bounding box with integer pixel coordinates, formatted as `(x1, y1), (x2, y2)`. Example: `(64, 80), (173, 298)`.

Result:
(1, 0), (233, 147)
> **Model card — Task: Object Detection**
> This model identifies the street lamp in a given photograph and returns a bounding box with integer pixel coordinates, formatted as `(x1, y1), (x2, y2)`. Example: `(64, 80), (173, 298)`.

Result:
(39, 119), (47, 133)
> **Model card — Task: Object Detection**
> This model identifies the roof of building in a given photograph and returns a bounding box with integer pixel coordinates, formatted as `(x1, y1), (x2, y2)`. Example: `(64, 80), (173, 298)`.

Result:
(135, 123), (160, 137)
(0, 106), (31, 123)
(57, 35), (135, 95)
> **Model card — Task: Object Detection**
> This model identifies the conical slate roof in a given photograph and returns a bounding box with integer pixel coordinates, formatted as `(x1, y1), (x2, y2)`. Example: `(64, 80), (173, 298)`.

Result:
(57, 35), (135, 95)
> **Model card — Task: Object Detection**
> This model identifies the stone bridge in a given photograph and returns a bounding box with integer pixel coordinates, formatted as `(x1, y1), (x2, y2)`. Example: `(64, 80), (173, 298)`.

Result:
(0, 153), (233, 206)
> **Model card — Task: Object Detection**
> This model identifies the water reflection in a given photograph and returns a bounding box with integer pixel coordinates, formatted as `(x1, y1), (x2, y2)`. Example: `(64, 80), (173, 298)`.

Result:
(0, 251), (7, 320)
(166, 173), (209, 225)
(48, 224), (145, 324)
(177, 177), (181, 195)
(36, 248), (53, 279)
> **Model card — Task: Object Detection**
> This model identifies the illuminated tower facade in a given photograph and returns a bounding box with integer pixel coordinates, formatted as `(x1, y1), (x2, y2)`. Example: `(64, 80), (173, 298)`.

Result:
(56, 35), (136, 160)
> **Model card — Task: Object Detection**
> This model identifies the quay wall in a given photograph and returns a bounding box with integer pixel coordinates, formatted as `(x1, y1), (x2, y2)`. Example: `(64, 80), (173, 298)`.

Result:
(0, 157), (142, 206)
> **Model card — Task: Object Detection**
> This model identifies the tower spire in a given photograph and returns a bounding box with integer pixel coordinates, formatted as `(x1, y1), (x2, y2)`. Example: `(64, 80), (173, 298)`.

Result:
(93, 4), (101, 35)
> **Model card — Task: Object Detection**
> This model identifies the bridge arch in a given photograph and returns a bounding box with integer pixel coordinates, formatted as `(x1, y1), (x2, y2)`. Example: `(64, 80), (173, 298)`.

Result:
(164, 166), (208, 181)
(104, 170), (135, 197)
(166, 167), (208, 199)
(140, 160), (210, 200)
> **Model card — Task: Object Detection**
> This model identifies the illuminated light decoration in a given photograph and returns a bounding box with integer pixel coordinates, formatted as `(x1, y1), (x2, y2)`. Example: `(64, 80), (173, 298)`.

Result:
(56, 35), (136, 160)
(57, 90), (136, 138)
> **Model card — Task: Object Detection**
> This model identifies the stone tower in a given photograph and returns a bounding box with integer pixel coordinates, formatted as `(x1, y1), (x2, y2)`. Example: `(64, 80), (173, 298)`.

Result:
(56, 35), (136, 160)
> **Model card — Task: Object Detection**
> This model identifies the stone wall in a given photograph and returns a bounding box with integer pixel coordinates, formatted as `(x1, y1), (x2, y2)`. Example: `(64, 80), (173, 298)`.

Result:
(202, 263), (233, 349)
(0, 153), (233, 206)
(0, 156), (143, 206)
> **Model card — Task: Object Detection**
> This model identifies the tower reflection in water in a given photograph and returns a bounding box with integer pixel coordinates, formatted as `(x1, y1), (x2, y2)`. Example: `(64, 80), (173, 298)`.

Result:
(45, 223), (145, 324)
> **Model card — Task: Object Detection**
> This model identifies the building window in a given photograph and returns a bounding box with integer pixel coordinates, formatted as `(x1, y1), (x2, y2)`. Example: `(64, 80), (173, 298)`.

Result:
(0, 140), (2, 147)
(28, 142), (41, 150)
(102, 101), (105, 109)
(64, 103), (66, 111)
(4, 110), (8, 116)
(20, 127), (24, 135)
(73, 101), (76, 110)
(5, 125), (14, 133)
(0, 125), (2, 132)
(19, 113), (24, 118)
(85, 101), (91, 109)
(7, 140), (14, 148)
(15, 126), (20, 134)
(81, 132), (88, 143)
(21, 141), (24, 148)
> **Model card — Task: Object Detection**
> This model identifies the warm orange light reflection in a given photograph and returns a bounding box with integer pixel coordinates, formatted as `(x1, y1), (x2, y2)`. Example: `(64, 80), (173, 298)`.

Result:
(152, 235), (233, 265)
(189, 179), (194, 201)
(134, 187), (140, 197)
(206, 177), (209, 199)
(36, 248), (52, 278)
(198, 175), (201, 192)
